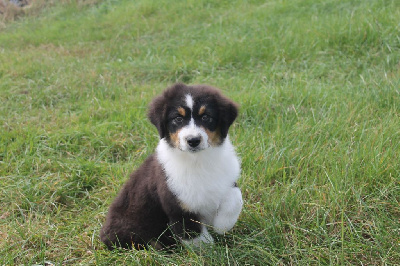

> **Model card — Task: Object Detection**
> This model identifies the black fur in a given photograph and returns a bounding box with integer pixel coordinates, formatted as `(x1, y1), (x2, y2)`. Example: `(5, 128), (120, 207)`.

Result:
(100, 154), (202, 250)
(148, 83), (238, 140)
(100, 83), (238, 250)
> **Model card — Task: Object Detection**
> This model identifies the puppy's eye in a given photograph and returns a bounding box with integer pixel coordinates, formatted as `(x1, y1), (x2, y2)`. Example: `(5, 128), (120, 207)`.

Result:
(202, 115), (212, 122)
(174, 117), (184, 123)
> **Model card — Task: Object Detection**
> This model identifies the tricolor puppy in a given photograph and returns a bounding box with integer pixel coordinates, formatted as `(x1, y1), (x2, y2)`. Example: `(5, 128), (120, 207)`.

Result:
(100, 83), (243, 250)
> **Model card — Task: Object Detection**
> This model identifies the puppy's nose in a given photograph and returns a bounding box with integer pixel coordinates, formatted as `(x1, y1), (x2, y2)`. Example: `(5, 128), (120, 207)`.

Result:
(187, 136), (201, 148)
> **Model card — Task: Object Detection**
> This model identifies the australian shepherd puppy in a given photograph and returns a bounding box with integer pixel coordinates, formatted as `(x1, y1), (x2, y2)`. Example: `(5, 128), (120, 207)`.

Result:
(100, 83), (243, 250)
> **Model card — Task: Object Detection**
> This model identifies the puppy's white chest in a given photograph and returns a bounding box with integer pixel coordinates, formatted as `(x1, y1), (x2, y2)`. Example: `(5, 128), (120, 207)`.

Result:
(169, 174), (223, 215)
(156, 139), (240, 221)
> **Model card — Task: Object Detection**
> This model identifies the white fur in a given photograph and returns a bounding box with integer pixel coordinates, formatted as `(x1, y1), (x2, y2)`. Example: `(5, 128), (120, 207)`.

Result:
(156, 136), (242, 243)
(212, 187), (243, 234)
(177, 118), (209, 151)
(185, 94), (194, 110)
(182, 225), (214, 247)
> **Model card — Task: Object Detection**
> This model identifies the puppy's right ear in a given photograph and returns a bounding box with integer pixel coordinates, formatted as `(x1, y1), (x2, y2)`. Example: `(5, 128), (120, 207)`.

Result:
(148, 94), (167, 139)
(148, 83), (188, 139)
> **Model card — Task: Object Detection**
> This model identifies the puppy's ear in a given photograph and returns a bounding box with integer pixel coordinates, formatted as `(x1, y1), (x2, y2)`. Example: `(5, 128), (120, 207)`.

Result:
(218, 96), (239, 139)
(148, 94), (167, 138)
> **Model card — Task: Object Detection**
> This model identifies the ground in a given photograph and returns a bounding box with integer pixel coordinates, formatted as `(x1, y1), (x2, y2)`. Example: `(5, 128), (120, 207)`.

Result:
(0, 0), (399, 264)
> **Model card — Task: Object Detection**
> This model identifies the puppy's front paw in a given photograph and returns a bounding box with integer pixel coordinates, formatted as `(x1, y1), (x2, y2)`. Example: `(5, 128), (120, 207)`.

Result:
(182, 226), (214, 247)
(213, 187), (243, 234)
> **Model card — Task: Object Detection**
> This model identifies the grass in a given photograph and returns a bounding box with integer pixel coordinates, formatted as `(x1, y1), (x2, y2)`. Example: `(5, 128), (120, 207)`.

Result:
(1, 0), (399, 264)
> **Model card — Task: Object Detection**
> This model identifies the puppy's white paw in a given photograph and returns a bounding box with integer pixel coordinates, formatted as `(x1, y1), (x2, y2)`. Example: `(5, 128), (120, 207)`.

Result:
(182, 226), (214, 247)
(213, 187), (243, 234)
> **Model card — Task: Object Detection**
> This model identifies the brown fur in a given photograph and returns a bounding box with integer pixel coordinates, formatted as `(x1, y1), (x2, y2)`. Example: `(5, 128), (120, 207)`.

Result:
(100, 83), (239, 250)
(199, 105), (206, 115)
(205, 128), (222, 146)
(177, 107), (186, 116)
(99, 155), (202, 250)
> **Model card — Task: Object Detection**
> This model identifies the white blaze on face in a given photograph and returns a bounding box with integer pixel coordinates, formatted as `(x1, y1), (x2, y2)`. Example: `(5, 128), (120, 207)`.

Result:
(185, 94), (194, 110)
(178, 94), (209, 152)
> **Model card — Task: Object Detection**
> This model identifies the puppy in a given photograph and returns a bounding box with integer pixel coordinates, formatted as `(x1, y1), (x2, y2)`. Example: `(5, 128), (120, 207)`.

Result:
(100, 83), (243, 250)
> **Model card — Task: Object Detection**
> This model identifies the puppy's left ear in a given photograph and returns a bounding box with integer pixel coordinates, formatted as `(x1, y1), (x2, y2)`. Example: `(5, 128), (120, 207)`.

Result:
(148, 94), (167, 139)
(219, 96), (239, 139)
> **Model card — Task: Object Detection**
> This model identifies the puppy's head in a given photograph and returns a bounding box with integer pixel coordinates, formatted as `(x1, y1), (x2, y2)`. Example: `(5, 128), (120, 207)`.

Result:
(148, 83), (238, 152)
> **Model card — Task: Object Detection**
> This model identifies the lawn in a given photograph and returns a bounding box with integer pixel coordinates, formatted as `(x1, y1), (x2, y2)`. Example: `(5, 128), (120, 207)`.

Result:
(0, 0), (399, 264)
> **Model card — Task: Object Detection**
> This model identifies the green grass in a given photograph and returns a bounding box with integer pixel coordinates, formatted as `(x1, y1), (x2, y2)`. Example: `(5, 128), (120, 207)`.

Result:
(1, 0), (399, 264)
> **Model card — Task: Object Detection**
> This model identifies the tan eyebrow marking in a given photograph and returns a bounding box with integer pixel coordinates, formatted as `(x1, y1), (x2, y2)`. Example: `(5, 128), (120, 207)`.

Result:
(178, 107), (186, 116)
(199, 105), (206, 116)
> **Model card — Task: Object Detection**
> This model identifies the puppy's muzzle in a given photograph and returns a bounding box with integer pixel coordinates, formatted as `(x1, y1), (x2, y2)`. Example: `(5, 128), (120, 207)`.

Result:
(186, 136), (202, 148)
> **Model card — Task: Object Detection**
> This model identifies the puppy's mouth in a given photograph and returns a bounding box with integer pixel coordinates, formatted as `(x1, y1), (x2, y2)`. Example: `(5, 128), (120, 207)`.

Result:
(187, 147), (204, 153)
(177, 145), (205, 153)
